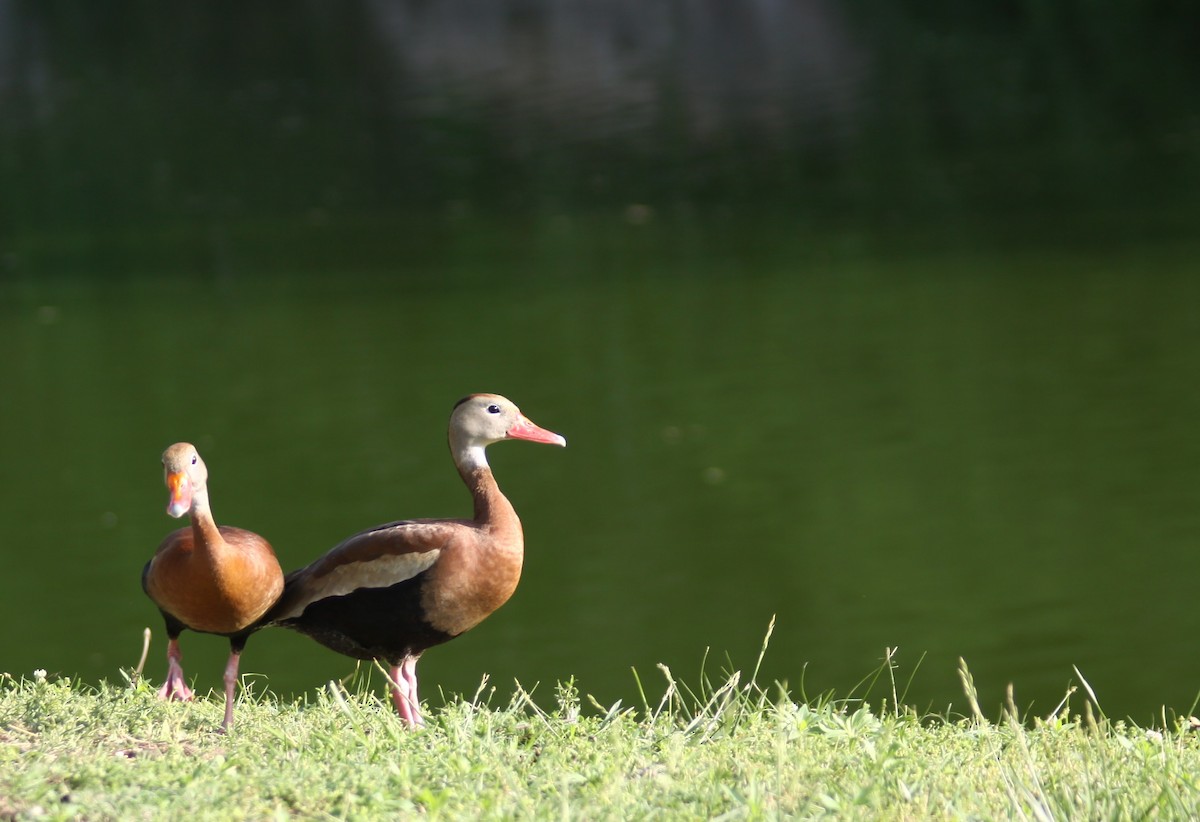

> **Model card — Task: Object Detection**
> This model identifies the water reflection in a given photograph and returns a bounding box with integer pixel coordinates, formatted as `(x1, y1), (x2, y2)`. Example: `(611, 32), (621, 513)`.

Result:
(3, 0), (1195, 246)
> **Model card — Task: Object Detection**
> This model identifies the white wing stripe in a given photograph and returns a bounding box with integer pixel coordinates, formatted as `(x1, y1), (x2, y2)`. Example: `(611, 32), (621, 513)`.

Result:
(276, 550), (441, 621)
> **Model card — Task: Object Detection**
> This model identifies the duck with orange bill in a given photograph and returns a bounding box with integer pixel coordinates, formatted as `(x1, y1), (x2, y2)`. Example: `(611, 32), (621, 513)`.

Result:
(142, 443), (285, 731)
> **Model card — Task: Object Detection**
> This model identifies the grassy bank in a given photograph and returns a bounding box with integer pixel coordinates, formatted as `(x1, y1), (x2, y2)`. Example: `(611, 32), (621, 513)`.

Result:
(3, 649), (1200, 820)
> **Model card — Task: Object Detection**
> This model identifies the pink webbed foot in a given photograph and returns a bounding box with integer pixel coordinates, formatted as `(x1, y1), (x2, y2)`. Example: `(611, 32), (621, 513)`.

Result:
(157, 638), (195, 701)
(157, 677), (195, 701)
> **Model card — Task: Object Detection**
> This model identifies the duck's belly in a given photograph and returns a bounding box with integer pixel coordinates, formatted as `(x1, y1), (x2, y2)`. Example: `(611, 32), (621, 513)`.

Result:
(279, 575), (453, 662)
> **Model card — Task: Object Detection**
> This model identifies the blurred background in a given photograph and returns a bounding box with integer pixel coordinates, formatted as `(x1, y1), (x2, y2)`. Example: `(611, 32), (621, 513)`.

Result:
(2, 1), (1199, 722)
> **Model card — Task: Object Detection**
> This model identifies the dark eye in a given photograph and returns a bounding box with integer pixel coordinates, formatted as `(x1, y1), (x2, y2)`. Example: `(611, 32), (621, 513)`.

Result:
(191, 455), (198, 465)
(486, 404), (501, 414)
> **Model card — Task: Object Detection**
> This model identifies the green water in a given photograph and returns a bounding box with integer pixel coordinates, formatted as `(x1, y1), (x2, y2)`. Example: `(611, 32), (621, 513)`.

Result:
(3, 219), (1200, 721)
(3, 3), (1200, 721)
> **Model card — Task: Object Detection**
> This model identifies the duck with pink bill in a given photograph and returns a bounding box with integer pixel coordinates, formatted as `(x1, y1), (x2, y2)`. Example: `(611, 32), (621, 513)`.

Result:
(262, 393), (566, 726)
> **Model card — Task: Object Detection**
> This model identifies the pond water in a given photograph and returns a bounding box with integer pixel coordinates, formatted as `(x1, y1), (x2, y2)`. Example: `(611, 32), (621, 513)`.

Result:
(4, 219), (1200, 723)
(2, 2), (1199, 723)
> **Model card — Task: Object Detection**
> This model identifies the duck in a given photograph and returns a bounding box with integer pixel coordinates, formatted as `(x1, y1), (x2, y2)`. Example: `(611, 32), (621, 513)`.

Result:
(142, 443), (285, 731)
(263, 393), (566, 726)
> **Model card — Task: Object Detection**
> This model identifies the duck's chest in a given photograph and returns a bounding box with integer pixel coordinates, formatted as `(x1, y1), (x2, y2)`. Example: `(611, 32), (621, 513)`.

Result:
(147, 532), (281, 633)
(419, 542), (524, 636)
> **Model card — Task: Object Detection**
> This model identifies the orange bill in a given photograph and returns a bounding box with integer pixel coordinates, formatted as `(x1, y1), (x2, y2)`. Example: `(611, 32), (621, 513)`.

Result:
(166, 471), (192, 518)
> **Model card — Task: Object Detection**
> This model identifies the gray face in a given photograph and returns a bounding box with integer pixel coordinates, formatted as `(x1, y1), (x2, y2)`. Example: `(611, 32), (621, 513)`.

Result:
(450, 394), (522, 447)
(161, 442), (207, 517)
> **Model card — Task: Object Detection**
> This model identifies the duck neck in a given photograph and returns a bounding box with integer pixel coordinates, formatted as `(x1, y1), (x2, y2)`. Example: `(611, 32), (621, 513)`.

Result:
(460, 463), (517, 528)
(187, 487), (225, 552)
(453, 441), (519, 534)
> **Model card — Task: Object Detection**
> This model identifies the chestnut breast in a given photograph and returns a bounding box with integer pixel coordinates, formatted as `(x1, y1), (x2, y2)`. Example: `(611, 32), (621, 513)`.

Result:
(419, 524), (524, 637)
(145, 525), (285, 635)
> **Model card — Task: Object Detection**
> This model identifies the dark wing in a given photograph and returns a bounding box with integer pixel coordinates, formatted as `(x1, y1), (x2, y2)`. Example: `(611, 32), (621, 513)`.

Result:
(264, 519), (466, 625)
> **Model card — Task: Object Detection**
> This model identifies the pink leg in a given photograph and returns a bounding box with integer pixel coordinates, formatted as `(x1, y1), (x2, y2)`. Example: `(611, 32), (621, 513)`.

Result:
(402, 657), (424, 727)
(389, 659), (424, 727)
(220, 650), (241, 732)
(157, 638), (195, 701)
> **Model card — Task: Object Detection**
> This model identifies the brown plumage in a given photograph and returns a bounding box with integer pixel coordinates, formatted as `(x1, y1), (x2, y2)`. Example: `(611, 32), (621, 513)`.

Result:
(264, 393), (566, 726)
(142, 443), (284, 731)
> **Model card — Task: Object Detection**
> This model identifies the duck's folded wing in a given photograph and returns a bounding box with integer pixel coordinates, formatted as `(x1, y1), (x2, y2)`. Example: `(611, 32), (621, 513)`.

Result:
(266, 520), (461, 624)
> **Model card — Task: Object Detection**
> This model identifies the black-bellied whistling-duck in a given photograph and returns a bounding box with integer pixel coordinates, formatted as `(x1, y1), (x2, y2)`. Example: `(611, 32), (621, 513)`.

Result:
(264, 393), (566, 726)
(142, 443), (285, 731)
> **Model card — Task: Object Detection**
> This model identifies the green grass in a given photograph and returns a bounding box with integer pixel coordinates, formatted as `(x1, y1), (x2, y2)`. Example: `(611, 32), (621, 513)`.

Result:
(4, 631), (1200, 820)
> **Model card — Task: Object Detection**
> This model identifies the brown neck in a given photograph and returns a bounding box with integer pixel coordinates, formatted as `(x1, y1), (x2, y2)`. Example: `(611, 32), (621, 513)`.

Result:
(187, 491), (226, 552)
(460, 464), (520, 535)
